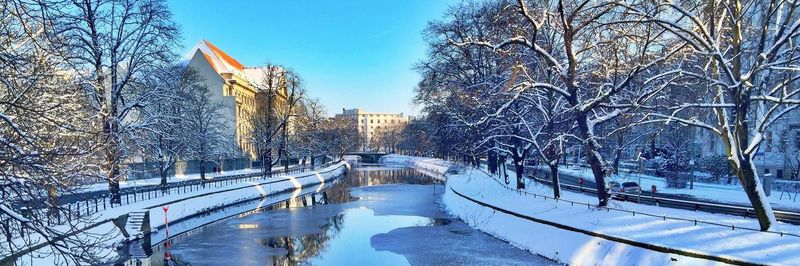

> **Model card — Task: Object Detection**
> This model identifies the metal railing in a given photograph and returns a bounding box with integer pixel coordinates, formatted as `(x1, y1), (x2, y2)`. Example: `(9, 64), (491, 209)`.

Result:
(11, 160), (342, 226)
(464, 165), (800, 238)
(525, 167), (800, 225)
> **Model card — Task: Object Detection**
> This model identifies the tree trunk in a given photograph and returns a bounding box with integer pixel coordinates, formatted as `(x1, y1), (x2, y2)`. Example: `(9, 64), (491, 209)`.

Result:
(105, 132), (121, 204)
(512, 150), (526, 189)
(549, 163), (561, 198)
(200, 159), (207, 184)
(577, 113), (609, 206)
(159, 160), (168, 190)
(612, 148), (622, 175)
(499, 154), (509, 184)
(734, 157), (777, 231)
(514, 160), (525, 189)
(47, 185), (59, 219)
(107, 166), (121, 205)
(488, 150), (498, 175)
(261, 149), (272, 177)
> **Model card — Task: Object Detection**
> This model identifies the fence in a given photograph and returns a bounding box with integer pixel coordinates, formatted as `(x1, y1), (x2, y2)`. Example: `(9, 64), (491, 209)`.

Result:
(448, 163), (800, 238)
(11, 160), (342, 227)
(127, 158), (252, 180)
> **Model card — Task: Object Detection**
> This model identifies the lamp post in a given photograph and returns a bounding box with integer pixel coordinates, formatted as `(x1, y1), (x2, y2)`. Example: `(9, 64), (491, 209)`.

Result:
(689, 160), (695, 190)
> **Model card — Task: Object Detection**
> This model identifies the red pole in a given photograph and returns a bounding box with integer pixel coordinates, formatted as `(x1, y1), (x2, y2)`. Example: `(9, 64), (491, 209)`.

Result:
(162, 206), (170, 245)
(162, 205), (170, 264)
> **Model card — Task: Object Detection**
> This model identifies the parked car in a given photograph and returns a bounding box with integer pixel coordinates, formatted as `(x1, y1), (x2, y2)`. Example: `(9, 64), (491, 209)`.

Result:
(607, 181), (621, 192)
(621, 182), (642, 193)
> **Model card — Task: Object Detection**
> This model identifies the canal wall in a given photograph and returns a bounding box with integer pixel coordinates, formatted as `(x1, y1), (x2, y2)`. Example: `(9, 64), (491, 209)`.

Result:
(145, 161), (350, 243)
(380, 155), (450, 180)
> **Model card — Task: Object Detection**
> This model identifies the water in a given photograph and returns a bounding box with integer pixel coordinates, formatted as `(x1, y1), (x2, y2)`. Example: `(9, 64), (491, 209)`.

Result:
(140, 166), (555, 265)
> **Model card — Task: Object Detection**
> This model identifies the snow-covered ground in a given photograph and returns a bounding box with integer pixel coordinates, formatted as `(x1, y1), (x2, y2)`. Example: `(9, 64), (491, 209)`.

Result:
(393, 155), (800, 265)
(11, 162), (349, 266)
(552, 165), (800, 211)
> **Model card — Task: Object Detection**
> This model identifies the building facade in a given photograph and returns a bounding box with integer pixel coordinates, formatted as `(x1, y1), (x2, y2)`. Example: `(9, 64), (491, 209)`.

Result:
(691, 113), (800, 180)
(182, 40), (286, 159)
(335, 108), (410, 151)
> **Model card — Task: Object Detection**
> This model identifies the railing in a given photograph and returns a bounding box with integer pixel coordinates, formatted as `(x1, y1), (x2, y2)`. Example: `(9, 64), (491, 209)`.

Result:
(525, 167), (800, 225)
(11, 160), (342, 226)
(448, 163), (800, 238)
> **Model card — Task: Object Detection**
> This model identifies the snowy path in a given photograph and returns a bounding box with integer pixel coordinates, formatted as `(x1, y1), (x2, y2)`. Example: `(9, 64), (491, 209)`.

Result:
(386, 155), (800, 265)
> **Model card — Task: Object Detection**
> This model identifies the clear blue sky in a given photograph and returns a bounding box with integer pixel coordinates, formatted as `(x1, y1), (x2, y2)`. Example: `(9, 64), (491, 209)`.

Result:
(167, 0), (457, 116)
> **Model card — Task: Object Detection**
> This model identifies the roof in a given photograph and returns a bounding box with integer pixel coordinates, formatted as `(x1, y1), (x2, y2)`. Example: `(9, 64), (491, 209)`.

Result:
(182, 40), (245, 76)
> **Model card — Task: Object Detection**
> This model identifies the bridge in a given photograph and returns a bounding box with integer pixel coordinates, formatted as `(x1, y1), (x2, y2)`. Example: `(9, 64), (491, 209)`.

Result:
(342, 152), (388, 164)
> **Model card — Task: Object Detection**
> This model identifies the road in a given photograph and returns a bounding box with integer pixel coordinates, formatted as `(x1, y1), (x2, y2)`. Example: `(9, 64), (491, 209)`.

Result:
(525, 166), (800, 225)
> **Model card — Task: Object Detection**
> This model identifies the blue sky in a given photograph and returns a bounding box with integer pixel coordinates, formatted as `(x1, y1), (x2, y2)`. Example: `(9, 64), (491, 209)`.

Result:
(168, 0), (457, 116)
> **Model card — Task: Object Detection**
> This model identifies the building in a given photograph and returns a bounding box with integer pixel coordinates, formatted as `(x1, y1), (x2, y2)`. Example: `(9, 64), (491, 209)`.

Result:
(691, 112), (800, 180)
(182, 40), (287, 159)
(335, 108), (410, 151)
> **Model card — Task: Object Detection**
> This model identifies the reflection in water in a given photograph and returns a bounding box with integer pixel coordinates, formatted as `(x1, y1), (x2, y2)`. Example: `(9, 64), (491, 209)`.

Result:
(262, 213), (344, 265)
(132, 166), (551, 266)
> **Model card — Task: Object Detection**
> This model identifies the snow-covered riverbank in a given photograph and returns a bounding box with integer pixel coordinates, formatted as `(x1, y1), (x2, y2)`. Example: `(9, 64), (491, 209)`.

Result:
(387, 155), (800, 265)
(8, 162), (349, 265)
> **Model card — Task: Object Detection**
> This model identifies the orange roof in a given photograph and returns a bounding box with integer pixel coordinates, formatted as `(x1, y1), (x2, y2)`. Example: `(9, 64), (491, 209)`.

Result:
(200, 52), (219, 73)
(203, 40), (244, 71)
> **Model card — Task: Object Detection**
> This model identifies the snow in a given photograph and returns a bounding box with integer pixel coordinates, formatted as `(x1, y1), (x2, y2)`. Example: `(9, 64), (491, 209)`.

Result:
(0, 203), (30, 223)
(148, 162), (348, 242)
(11, 162), (349, 265)
(396, 156), (800, 265)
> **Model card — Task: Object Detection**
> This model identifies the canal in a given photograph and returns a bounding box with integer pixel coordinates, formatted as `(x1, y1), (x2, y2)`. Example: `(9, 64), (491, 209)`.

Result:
(138, 165), (555, 265)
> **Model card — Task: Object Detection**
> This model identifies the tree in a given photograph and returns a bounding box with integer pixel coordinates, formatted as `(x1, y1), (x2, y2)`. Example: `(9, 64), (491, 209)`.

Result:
(183, 82), (228, 184)
(630, 0), (800, 231)
(135, 67), (201, 189)
(49, 0), (179, 204)
(250, 65), (305, 174)
(452, 0), (677, 206)
(1, 1), (106, 263)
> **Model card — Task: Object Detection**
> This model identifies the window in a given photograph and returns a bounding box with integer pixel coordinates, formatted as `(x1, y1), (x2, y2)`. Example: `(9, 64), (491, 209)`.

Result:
(796, 132), (800, 151)
(777, 170), (784, 179)
(370, 119), (373, 123)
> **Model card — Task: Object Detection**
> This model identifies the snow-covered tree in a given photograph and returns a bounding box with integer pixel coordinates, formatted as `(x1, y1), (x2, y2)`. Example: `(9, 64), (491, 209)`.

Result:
(45, 0), (180, 204)
(450, 0), (679, 206)
(182, 82), (229, 184)
(250, 65), (305, 174)
(134, 67), (201, 189)
(1, 1), (109, 263)
(629, 0), (800, 231)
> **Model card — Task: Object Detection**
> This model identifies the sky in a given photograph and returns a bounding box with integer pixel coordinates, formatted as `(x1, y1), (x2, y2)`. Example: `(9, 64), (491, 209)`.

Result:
(167, 0), (457, 116)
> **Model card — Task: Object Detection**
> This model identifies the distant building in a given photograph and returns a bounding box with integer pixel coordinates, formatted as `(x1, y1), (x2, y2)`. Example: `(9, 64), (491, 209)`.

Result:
(182, 40), (287, 159)
(690, 113), (800, 180)
(335, 108), (410, 151)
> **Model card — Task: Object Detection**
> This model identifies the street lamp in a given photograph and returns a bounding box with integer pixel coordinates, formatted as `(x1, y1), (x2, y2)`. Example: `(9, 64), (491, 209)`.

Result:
(689, 160), (695, 190)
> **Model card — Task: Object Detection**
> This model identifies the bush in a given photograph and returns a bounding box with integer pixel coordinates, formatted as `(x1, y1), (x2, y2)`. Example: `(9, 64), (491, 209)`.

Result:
(696, 155), (732, 182)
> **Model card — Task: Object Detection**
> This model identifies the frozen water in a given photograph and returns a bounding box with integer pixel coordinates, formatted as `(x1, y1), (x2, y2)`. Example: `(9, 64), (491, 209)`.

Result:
(152, 167), (553, 265)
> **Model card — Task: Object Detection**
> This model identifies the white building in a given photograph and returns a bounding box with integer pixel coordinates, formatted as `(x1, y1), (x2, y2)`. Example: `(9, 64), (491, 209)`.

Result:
(694, 113), (800, 180)
(335, 108), (410, 151)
